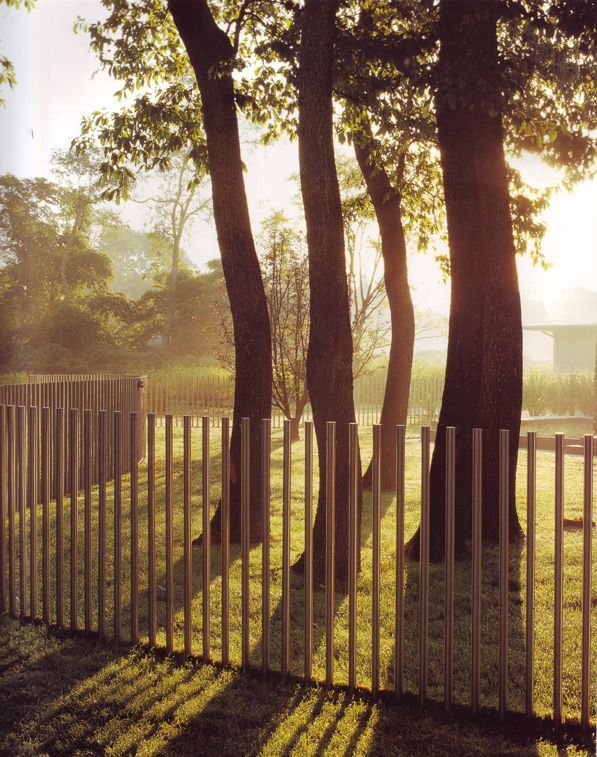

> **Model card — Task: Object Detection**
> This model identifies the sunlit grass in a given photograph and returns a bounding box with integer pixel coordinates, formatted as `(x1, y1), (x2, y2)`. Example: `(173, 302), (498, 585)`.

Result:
(5, 424), (596, 743)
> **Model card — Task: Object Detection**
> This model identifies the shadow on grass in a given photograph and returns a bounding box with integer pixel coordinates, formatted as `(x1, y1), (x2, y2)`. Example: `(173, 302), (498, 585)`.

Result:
(1, 614), (592, 756)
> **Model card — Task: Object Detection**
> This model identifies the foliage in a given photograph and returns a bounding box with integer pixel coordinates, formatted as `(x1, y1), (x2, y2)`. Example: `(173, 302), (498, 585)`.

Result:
(522, 369), (593, 417)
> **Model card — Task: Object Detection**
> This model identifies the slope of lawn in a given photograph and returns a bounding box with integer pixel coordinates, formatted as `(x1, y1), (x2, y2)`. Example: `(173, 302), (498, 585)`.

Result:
(1, 422), (595, 754)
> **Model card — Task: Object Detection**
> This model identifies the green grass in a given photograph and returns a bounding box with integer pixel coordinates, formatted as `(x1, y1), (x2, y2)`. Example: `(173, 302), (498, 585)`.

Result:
(0, 618), (593, 755)
(1, 425), (596, 754)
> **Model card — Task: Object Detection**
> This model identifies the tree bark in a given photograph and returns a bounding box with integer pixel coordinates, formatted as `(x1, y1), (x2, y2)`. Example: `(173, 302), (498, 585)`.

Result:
(168, 0), (272, 542)
(408, 0), (523, 559)
(353, 126), (415, 491)
(297, 0), (360, 586)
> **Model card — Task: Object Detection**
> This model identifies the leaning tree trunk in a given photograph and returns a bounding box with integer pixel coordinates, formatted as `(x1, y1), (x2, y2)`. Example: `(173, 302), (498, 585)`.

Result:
(168, 0), (272, 542)
(353, 125), (415, 492)
(298, 0), (360, 586)
(408, 0), (523, 560)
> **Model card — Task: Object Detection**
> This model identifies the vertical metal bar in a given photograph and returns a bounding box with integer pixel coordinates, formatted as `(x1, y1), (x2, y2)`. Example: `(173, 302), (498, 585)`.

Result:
(581, 434), (593, 731)
(41, 407), (50, 625)
(282, 419), (291, 679)
(498, 429), (509, 720)
(221, 417), (230, 665)
(69, 408), (78, 631)
(130, 412), (139, 644)
(471, 428), (482, 714)
(113, 411), (121, 644)
(0, 405), (6, 615)
(28, 406), (38, 621)
(261, 418), (271, 676)
(202, 416), (210, 661)
(83, 409), (92, 632)
(17, 406), (26, 618)
(183, 415), (192, 656)
(444, 426), (455, 711)
(55, 408), (64, 628)
(372, 424), (381, 697)
(348, 422), (358, 691)
(553, 432), (564, 726)
(7, 406), (16, 618)
(325, 421), (336, 686)
(165, 414), (173, 653)
(419, 426), (430, 706)
(304, 420), (313, 682)
(241, 417), (250, 671)
(98, 410), (106, 641)
(395, 424), (406, 698)
(526, 432), (536, 717)
(147, 413), (156, 647)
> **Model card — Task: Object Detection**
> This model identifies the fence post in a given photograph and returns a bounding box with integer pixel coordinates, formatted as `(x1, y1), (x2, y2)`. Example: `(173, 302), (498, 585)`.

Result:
(471, 428), (482, 714)
(221, 417), (230, 666)
(241, 417), (250, 671)
(581, 434), (593, 730)
(553, 432), (564, 726)
(0, 406), (5, 615)
(395, 425), (406, 698)
(183, 415), (192, 656)
(165, 414), (173, 653)
(17, 406), (26, 619)
(282, 419), (291, 679)
(419, 426), (430, 706)
(98, 410), (106, 641)
(444, 426), (455, 711)
(28, 406), (38, 621)
(325, 421), (336, 686)
(83, 409), (92, 633)
(498, 429), (509, 720)
(147, 413), (156, 647)
(261, 418), (271, 677)
(130, 412), (139, 644)
(7, 406), (16, 618)
(55, 408), (64, 628)
(304, 421), (313, 683)
(202, 416), (211, 662)
(372, 424), (381, 697)
(348, 422), (358, 692)
(69, 408), (78, 631)
(526, 432), (536, 717)
(113, 411), (121, 645)
(41, 407), (50, 625)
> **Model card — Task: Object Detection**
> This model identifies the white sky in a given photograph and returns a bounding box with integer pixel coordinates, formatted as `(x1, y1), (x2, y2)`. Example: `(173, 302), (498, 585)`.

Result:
(1, 0), (596, 362)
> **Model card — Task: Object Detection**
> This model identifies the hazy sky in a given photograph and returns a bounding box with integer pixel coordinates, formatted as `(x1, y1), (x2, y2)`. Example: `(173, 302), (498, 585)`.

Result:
(1, 0), (596, 361)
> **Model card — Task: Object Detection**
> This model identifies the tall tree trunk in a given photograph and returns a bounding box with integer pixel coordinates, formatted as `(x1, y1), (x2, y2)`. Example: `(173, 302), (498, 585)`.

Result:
(353, 126), (415, 491)
(168, 0), (272, 542)
(298, 0), (360, 586)
(408, 0), (523, 560)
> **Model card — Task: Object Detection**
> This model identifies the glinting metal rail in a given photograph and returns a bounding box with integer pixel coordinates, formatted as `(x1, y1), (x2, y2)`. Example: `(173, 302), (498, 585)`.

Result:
(0, 402), (594, 732)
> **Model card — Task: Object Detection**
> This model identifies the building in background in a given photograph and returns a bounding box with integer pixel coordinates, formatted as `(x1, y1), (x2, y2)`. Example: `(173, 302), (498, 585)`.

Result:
(523, 324), (597, 372)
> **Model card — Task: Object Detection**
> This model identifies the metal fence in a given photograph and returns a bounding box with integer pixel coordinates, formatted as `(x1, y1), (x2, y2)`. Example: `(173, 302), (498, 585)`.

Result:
(141, 372), (444, 427)
(0, 404), (594, 731)
(3, 376), (145, 486)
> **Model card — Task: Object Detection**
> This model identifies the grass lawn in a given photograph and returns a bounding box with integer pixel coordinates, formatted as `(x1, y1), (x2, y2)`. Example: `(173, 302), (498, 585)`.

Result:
(1, 423), (595, 754)
(0, 617), (594, 755)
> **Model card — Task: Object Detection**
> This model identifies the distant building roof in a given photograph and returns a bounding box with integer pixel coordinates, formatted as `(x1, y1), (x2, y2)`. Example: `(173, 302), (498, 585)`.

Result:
(523, 324), (597, 372)
(523, 324), (597, 333)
